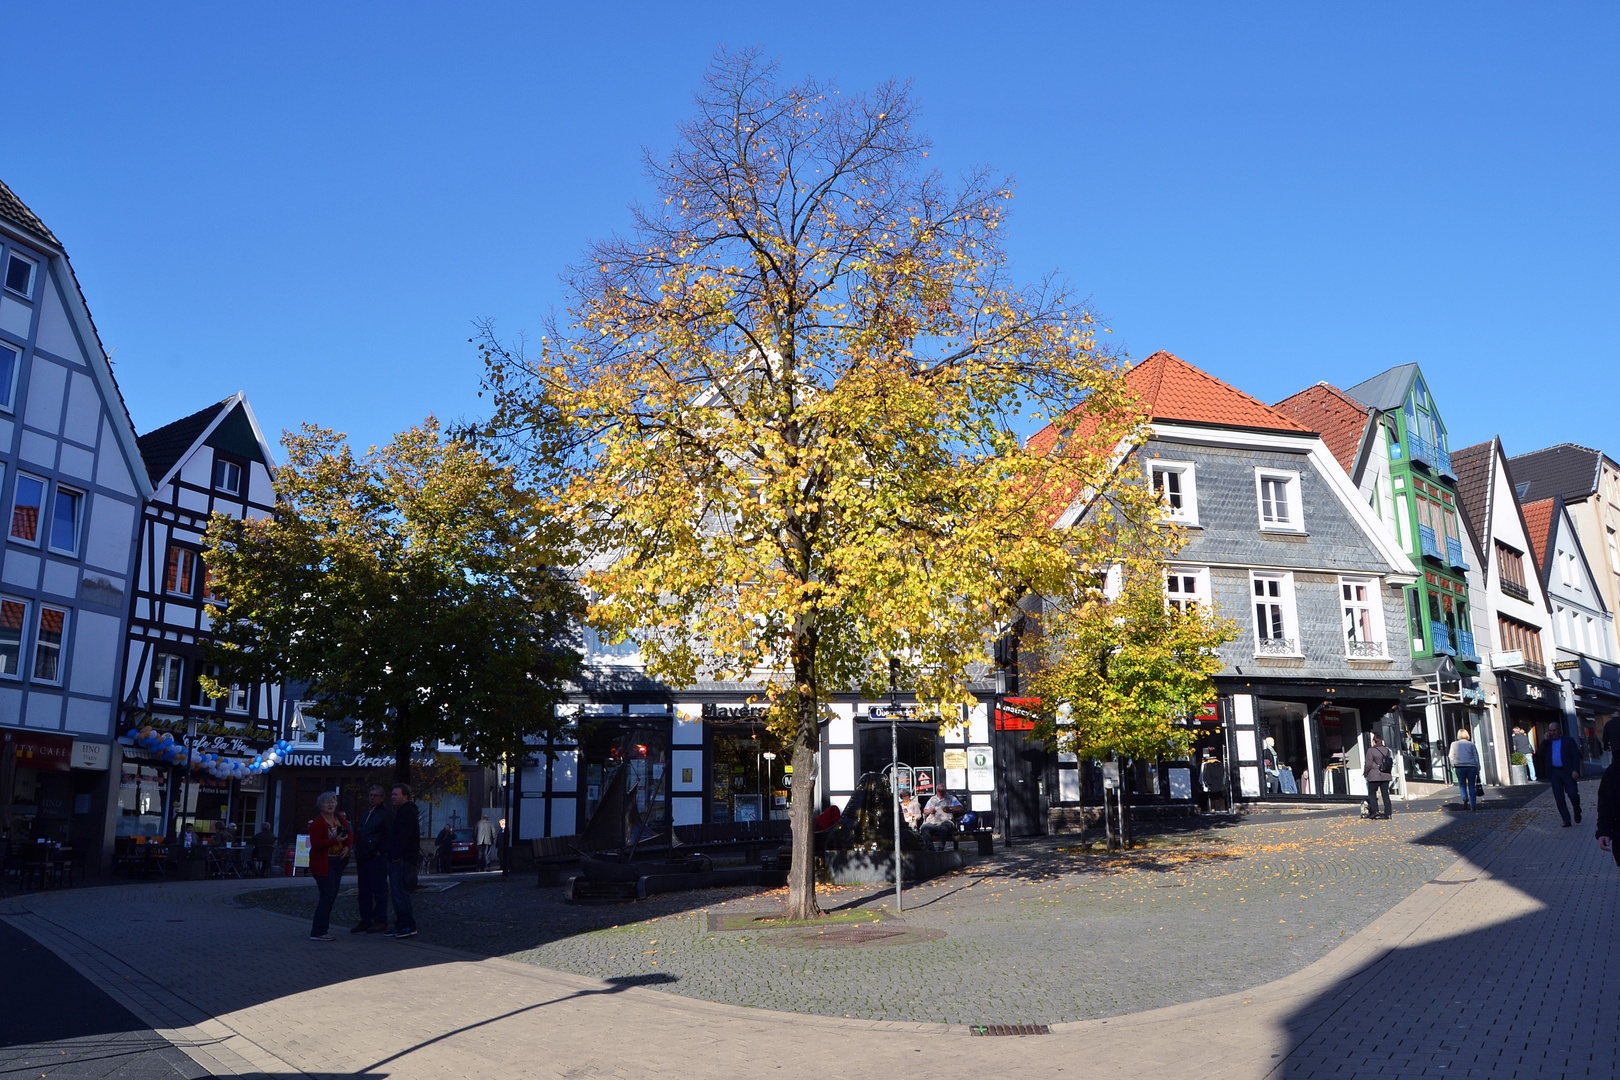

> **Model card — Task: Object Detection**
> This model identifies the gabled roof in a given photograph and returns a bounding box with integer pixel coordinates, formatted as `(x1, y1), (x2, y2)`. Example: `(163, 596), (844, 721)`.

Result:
(1521, 498), (1556, 577)
(1342, 363), (1419, 412)
(0, 178), (58, 245)
(1450, 440), (1494, 557)
(137, 400), (231, 485)
(1505, 443), (1609, 503)
(1272, 383), (1370, 476)
(137, 393), (278, 491)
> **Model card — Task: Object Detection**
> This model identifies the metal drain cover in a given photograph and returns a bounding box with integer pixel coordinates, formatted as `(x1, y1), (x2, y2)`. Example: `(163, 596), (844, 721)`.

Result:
(971, 1025), (1051, 1036)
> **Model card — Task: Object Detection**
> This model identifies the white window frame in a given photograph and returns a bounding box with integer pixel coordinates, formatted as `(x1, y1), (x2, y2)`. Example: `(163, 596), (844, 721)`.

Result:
(32, 605), (69, 684)
(0, 595), (28, 679)
(9, 472), (47, 547)
(1339, 575), (1387, 659)
(47, 484), (84, 557)
(213, 458), (243, 495)
(291, 701), (324, 747)
(1148, 460), (1199, 526)
(0, 340), (20, 412)
(164, 545), (198, 598)
(1254, 468), (1304, 532)
(4, 249), (37, 300)
(151, 653), (184, 704)
(1165, 565), (1211, 613)
(1251, 570), (1300, 657)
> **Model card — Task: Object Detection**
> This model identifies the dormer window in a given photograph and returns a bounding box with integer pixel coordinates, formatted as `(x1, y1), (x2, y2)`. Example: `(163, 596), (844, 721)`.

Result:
(213, 459), (242, 495)
(4, 251), (35, 299)
(1149, 461), (1198, 526)
(1255, 469), (1303, 531)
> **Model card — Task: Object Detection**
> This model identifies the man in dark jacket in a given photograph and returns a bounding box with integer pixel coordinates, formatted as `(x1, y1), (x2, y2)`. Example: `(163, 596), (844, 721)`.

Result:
(351, 785), (392, 933)
(1533, 722), (1584, 827)
(1364, 734), (1395, 820)
(1596, 758), (1619, 867)
(385, 784), (420, 938)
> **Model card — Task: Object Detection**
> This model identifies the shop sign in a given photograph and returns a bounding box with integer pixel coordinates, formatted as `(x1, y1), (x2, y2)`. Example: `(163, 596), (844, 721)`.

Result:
(942, 748), (968, 771)
(293, 835), (311, 868)
(914, 767), (935, 795)
(702, 703), (768, 721)
(1554, 660), (1581, 671)
(1500, 677), (1551, 703)
(283, 753), (333, 767)
(4, 730), (72, 772)
(70, 740), (111, 771)
(967, 746), (994, 791)
(995, 697), (1040, 731)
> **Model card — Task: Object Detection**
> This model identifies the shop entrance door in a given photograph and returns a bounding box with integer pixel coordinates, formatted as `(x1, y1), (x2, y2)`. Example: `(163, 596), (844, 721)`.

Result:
(1259, 700), (1314, 795)
(995, 728), (1045, 836)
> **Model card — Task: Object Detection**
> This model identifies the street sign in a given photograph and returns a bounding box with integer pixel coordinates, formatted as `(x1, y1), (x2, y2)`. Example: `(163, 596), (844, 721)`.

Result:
(867, 705), (918, 720)
(914, 767), (935, 795)
(1100, 761), (1121, 790)
(1554, 660), (1580, 671)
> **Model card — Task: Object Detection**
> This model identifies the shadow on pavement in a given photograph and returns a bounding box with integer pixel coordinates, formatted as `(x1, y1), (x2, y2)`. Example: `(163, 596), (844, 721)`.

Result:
(1272, 778), (1617, 1077)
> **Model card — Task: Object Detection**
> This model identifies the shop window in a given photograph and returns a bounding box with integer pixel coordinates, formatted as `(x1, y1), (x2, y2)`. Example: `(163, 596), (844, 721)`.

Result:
(1149, 461), (1198, 525)
(32, 606), (67, 683)
(151, 653), (184, 704)
(1258, 700), (1313, 795)
(857, 723), (938, 794)
(710, 725), (788, 823)
(116, 764), (169, 837)
(582, 726), (668, 832)
(0, 596), (26, 677)
(1251, 572), (1298, 656)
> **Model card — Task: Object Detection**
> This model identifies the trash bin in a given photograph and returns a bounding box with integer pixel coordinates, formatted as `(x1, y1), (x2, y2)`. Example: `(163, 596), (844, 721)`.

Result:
(975, 831), (995, 856)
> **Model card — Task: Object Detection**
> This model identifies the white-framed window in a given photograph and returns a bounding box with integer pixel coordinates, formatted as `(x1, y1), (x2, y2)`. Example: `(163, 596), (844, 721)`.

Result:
(1254, 469), (1303, 531)
(0, 341), (19, 411)
(226, 682), (249, 713)
(213, 458), (242, 495)
(151, 653), (184, 704)
(1340, 576), (1386, 659)
(0, 596), (27, 678)
(164, 546), (197, 597)
(47, 485), (84, 557)
(1607, 527), (1619, 574)
(33, 605), (68, 683)
(1251, 571), (1299, 656)
(291, 701), (324, 747)
(10, 473), (46, 546)
(1564, 551), (1580, 592)
(4, 250), (36, 299)
(1165, 566), (1211, 612)
(1149, 460), (1198, 526)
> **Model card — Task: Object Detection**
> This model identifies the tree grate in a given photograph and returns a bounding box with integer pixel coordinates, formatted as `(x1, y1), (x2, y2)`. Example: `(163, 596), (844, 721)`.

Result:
(970, 1025), (1050, 1036)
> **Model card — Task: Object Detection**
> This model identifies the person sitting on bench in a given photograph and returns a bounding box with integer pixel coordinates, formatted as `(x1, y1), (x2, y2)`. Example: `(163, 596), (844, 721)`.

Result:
(920, 789), (962, 849)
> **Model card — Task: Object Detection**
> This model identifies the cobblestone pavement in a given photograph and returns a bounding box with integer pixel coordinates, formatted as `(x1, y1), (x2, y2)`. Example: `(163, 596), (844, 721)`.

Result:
(1, 783), (1613, 1079)
(233, 802), (1503, 1024)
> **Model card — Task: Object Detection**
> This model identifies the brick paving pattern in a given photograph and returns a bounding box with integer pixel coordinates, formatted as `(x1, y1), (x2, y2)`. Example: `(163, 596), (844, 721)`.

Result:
(0, 784), (1612, 1079)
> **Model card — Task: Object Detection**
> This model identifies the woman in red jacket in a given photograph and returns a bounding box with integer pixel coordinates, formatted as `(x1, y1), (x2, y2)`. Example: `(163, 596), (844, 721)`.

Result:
(308, 792), (352, 941)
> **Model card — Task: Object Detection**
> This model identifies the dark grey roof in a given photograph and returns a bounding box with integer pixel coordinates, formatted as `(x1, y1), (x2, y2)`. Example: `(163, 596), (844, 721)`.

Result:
(1450, 440), (1494, 556)
(1342, 364), (1418, 412)
(1505, 443), (1606, 502)
(0, 178), (59, 245)
(137, 399), (231, 485)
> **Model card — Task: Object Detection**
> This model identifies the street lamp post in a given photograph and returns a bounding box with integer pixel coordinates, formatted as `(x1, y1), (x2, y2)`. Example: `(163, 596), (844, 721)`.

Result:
(761, 751), (776, 817)
(991, 666), (1007, 844)
(889, 657), (903, 914)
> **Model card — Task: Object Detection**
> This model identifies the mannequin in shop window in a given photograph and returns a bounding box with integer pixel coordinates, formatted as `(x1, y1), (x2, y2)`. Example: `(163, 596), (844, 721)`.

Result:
(1262, 737), (1282, 794)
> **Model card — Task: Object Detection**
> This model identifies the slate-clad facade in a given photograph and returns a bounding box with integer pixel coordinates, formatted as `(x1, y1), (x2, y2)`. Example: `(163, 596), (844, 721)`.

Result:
(0, 179), (152, 872)
(1037, 353), (1420, 811)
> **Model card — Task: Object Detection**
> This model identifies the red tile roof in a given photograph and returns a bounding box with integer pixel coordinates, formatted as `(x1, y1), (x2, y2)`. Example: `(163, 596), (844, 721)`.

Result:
(1521, 498), (1556, 576)
(1272, 383), (1369, 475)
(1028, 350), (1309, 456)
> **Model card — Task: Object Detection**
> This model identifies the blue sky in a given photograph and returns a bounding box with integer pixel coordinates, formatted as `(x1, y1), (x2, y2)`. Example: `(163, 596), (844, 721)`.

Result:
(5, 4), (1615, 459)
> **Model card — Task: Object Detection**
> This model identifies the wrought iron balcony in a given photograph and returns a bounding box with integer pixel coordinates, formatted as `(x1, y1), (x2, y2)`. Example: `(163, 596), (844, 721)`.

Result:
(1456, 629), (1479, 662)
(1430, 622), (1457, 656)
(1346, 639), (1386, 660)
(1406, 432), (1454, 477)
(1256, 637), (1299, 657)
(1419, 523), (1444, 562)
(1445, 535), (1470, 571)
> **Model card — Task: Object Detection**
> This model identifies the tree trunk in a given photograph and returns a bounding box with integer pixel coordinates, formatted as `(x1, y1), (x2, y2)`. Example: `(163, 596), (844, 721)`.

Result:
(394, 743), (413, 786)
(784, 637), (823, 921)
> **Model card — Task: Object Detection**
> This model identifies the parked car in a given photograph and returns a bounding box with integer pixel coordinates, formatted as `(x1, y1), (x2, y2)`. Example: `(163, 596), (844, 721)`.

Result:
(448, 828), (478, 870)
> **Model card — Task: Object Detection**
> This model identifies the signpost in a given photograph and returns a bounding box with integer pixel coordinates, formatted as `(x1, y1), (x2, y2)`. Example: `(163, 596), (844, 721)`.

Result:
(888, 659), (904, 913)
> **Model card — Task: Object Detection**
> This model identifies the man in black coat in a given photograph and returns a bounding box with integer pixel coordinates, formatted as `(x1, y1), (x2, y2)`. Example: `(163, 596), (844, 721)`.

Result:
(385, 784), (420, 938)
(352, 785), (392, 933)
(1596, 759), (1619, 867)
(1533, 722), (1584, 828)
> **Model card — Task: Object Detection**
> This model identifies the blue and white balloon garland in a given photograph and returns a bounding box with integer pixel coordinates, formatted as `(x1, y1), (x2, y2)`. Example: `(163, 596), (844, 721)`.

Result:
(125, 725), (290, 780)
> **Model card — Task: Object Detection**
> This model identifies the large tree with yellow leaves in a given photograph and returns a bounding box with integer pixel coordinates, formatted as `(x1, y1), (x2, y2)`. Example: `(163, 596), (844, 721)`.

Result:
(476, 49), (1153, 918)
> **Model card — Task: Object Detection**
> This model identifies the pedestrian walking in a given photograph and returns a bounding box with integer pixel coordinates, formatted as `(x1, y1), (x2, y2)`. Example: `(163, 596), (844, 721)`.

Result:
(475, 813), (497, 871)
(352, 785), (391, 934)
(1448, 729), (1481, 811)
(1596, 757), (1619, 867)
(1364, 734), (1395, 820)
(386, 784), (420, 938)
(1512, 726), (1537, 781)
(307, 792), (352, 941)
(436, 822), (455, 874)
(1533, 722), (1584, 827)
